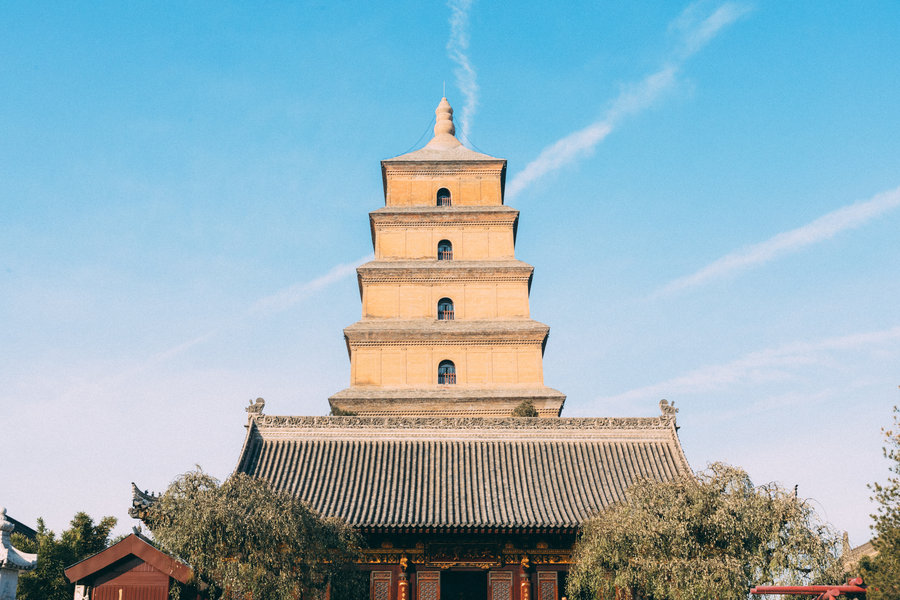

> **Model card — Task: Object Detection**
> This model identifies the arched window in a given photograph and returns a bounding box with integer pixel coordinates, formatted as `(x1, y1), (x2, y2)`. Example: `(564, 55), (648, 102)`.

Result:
(437, 298), (454, 320)
(438, 360), (456, 384)
(436, 188), (451, 207)
(437, 240), (453, 261)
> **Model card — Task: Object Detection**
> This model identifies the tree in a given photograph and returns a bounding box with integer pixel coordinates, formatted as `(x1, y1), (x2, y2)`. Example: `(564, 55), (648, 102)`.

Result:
(567, 462), (842, 600)
(12, 512), (117, 600)
(860, 406), (900, 600)
(511, 399), (539, 417)
(329, 407), (357, 416)
(145, 468), (361, 600)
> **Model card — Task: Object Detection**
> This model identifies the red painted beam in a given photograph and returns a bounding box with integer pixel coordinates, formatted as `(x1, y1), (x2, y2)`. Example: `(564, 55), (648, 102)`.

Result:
(752, 587), (866, 594)
(750, 580), (866, 597)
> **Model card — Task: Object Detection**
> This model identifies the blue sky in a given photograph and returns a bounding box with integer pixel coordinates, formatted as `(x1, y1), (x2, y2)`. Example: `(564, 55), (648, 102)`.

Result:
(2, 2), (899, 547)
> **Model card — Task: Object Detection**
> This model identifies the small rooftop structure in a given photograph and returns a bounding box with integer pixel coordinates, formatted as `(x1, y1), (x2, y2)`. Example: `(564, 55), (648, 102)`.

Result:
(65, 533), (194, 600)
(0, 507), (37, 600)
(841, 532), (877, 576)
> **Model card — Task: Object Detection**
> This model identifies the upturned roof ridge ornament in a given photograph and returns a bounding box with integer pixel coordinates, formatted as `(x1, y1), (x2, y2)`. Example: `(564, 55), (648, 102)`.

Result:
(659, 398), (678, 423)
(129, 483), (159, 520)
(246, 397), (265, 416)
(0, 506), (38, 572)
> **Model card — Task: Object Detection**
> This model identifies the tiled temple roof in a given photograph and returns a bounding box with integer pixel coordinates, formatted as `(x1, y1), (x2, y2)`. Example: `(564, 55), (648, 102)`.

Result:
(234, 411), (690, 532)
(384, 143), (500, 163)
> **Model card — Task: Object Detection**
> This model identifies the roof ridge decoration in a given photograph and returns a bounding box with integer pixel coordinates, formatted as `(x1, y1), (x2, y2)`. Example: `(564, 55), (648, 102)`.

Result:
(659, 398), (679, 429)
(245, 397), (265, 415)
(249, 414), (676, 431)
(128, 483), (159, 520)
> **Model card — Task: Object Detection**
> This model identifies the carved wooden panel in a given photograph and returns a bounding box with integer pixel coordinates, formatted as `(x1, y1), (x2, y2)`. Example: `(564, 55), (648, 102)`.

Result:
(489, 571), (513, 600)
(538, 572), (557, 600)
(372, 571), (392, 600)
(417, 571), (440, 600)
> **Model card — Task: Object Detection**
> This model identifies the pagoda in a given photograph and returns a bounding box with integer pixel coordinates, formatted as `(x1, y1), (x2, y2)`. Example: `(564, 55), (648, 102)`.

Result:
(137, 98), (692, 600)
(329, 97), (565, 418)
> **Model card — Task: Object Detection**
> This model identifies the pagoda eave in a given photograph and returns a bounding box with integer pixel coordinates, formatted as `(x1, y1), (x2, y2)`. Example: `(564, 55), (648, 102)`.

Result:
(370, 205), (519, 222)
(328, 387), (566, 418)
(357, 260), (534, 283)
(343, 319), (550, 345)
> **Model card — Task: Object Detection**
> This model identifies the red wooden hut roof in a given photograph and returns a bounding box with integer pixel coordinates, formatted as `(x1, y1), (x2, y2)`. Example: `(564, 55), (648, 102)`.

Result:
(65, 533), (192, 585)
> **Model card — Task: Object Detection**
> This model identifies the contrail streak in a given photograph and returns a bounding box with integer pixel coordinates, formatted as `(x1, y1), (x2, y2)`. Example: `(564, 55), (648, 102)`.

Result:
(138, 254), (372, 376)
(595, 325), (900, 406)
(657, 184), (900, 295)
(447, 0), (478, 139)
(506, 2), (751, 199)
(249, 254), (372, 316)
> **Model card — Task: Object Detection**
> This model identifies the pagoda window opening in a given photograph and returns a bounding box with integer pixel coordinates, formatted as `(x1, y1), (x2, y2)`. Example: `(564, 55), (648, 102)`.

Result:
(437, 298), (455, 320)
(437, 240), (453, 260)
(436, 188), (451, 206)
(438, 360), (456, 384)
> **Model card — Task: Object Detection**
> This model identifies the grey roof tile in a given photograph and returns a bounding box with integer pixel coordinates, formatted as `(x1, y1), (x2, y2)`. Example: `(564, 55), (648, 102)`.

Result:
(236, 415), (691, 532)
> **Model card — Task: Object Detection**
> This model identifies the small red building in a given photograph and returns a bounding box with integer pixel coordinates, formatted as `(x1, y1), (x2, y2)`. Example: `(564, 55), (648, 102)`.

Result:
(65, 533), (194, 600)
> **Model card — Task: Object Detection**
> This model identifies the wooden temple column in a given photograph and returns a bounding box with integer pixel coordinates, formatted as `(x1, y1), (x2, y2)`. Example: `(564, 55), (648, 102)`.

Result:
(520, 573), (531, 600)
(520, 558), (532, 600)
(398, 557), (410, 600)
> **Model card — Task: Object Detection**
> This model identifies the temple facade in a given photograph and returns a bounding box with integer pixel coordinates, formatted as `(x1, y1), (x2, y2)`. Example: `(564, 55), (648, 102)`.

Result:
(231, 98), (691, 600)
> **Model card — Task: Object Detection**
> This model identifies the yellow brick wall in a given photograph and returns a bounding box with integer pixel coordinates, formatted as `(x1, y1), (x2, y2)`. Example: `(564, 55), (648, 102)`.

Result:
(362, 282), (530, 319)
(349, 344), (544, 386)
(385, 176), (502, 207)
(374, 225), (515, 260)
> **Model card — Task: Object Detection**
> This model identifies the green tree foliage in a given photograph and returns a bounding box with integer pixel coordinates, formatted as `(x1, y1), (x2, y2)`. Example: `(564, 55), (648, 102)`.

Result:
(12, 512), (117, 600)
(860, 406), (900, 600)
(329, 407), (357, 416)
(145, 469), (361, 600)
(511, 399), (539, 417)
(567, 463), (842, 600)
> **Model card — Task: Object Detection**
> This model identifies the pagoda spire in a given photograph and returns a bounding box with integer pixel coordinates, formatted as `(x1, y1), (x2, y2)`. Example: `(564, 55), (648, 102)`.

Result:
(425, 97), (462, 149)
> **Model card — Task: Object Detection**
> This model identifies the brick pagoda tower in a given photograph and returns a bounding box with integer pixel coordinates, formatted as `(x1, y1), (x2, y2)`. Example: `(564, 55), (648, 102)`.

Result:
(329, 98), (566, 417)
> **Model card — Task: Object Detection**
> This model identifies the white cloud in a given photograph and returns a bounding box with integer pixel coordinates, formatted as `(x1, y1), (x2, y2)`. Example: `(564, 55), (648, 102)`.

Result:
(595, 325), (900, 406)
(657, 184), (900, 295)
(249, 254), (372, 316)
(674, 1), (754, 58)
(64, 254), (373, 398)
(447, 0), (478, 139)
(506, 2), (750, 199)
